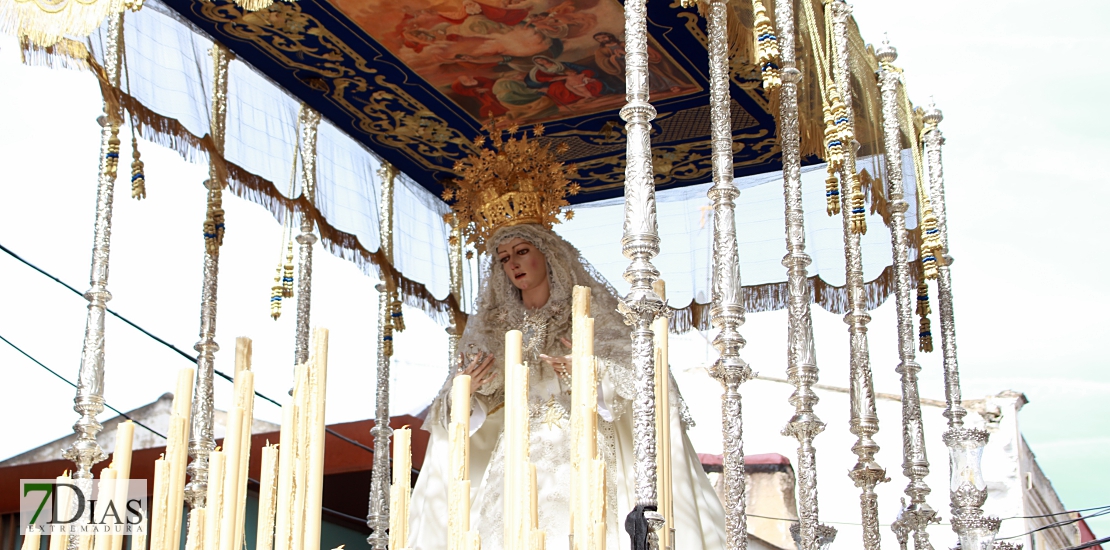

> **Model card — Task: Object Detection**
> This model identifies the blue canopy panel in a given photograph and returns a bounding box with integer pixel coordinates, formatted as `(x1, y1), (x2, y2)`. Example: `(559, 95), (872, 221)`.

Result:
(163, 0), (791, 204)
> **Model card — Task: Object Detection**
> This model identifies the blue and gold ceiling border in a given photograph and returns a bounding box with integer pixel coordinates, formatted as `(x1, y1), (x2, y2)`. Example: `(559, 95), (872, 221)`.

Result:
(164, 0), (785, 203)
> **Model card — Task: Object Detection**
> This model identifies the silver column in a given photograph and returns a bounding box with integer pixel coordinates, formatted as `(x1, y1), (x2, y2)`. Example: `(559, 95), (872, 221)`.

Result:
(829, 3), (886, 549)
(774, 1), (834, 549)
(922, 105), (1005, 550)
(616, 0), (666, 543)
(367, 162), (398, 549)
(703, 0), (751, 548)
(446, 214), (464, 368)
(184, 44), (232, 510)
(63, 11), (124, 502)
(294, 105), (321, 366)
(876, 40), (937, 550)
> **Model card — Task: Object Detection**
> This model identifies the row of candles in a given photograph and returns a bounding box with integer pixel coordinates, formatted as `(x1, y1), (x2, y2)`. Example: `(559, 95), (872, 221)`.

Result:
(22, 331), (329, 550)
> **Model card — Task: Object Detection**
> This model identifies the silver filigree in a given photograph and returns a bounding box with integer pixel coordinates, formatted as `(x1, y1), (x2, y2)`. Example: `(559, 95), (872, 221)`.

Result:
(701, 0), (752, 548)
(829, 3), (887, 549)
(367, 163), (398, 549)
(294, 105), (321, 366)
(773, 0), (831, 547)
(184, 43), (231, 510)
(63, 18), (125, 549)
(617, 0), (665, 540)
(878, 39), (937, 550)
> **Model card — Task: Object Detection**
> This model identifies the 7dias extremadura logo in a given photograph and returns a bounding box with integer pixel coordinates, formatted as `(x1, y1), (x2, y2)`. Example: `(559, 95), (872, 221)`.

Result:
(20, 479), (148, 535)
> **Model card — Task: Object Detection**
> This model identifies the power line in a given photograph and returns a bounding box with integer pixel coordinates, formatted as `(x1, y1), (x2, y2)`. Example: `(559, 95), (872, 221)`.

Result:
(1, 241), (390, 462)
(998, 508), (1110, 542)
(0, 333), (167, 440)
(1062, 535), (1110, 550)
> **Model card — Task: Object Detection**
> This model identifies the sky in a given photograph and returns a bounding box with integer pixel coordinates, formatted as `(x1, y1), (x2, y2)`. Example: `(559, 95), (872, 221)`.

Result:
(1, 0), (1108, 541)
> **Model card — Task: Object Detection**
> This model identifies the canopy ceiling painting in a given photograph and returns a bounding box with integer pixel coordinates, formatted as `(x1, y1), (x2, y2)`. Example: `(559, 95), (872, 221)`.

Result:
(164, 0), (782, 202)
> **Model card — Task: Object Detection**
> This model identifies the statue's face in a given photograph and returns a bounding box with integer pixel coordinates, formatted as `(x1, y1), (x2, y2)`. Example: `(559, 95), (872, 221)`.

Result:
(496, 237), (549, 293)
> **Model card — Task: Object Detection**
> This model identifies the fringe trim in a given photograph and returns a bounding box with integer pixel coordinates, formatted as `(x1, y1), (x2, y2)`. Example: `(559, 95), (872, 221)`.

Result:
(18, 36), (93, 71)
(667, 264), (899, 334)
(68, 44), (463, 324)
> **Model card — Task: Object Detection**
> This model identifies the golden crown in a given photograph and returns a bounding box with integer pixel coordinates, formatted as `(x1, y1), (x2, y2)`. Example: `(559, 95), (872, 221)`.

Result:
(442, 122), (579, 251)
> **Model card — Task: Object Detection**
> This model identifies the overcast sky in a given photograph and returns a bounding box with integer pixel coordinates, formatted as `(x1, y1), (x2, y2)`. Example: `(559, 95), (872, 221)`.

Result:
(1, 0), (1107, 539)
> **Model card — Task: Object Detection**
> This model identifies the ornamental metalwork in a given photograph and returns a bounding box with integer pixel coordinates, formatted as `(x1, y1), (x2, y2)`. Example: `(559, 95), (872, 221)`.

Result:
(830, 3), (887, 548)
(367, 162), (398, 549)
(294, 104), (321, 366)
(876, 38), (938, 550)
(184, 42), (231, 511)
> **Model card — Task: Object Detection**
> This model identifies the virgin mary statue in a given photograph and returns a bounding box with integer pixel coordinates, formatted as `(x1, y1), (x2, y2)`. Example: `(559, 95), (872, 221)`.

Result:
(408, 126), (726, 549)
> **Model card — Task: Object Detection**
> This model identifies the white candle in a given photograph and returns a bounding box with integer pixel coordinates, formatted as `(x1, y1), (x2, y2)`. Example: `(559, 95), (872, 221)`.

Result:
(202, 452), (226, 550)
(302, 328), (329, 550)
(148, 459), (168, 550)
(217, 408), (243, 550)
(95, 467), (118, 550)
(110, 421), (135, 550)
(48, 473), (74, 550)
(182, 507), (204, 550)
(450, 375), (471, 428)
(256, 445), (279, 550)
(165, 415), (189, 550)
(389, 428), (411, 549)
(273, 406), (294, 550)
(232, 340), (254, 550)
(21, 527), (40, 550)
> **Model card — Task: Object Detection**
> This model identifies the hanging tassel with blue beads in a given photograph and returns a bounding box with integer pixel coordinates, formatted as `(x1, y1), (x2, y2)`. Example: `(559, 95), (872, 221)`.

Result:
(105, 127), (121, 179)
(390, 291), (405, 333)
(917, 276), (933, 352)
(282, 240), (295, 298)
(752, 0), (781, 91)
(270, 268), (284, 320)
(130, 137), (146, 200)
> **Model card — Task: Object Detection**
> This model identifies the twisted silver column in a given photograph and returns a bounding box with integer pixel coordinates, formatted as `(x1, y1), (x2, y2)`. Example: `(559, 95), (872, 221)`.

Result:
(876, 40), (937, 550)
(367, 163), (398, 549)
(184, 44), (231, 510)
(616, 0), (665, 543)
(703, 0), (751, 548)
(63, 16), (124, 530)
(773, 1), (834, 549)
(829, 3), (886, 548)
(294, 105), (321, 366)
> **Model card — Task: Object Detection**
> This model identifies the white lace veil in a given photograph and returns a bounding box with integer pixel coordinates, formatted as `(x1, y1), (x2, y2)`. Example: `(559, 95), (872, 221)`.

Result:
(465, 223), (632, 384)
(426, 223), (633, 425)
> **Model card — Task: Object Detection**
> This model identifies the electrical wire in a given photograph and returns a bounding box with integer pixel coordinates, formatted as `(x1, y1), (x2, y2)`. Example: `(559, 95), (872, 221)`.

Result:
(998, 507), (1110, 542)
(0, 241), (399, 464)
(0, 333), (167, 440)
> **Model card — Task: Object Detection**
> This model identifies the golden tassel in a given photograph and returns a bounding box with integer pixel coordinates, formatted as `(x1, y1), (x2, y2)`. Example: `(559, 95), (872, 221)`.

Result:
(390, 293), (405, 333)
(917, 274), (933, 352)
(753, 0), (781, 92)
(919, 202), (941, 280)
(130, 137), (146, 200)
(282, 240), (295, 298)
(270, 269), (283, 320)
(825, 168), (840, 216)
(237, 0), (275, 11)
(848, 172), (866, 234)
(382, 316), (394, 357)
(105, 127), (121, 179)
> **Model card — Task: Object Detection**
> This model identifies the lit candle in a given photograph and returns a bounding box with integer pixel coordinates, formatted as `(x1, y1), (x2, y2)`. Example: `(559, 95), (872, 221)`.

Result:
(202, 451), (226, 550)
(256, 445), (279, 550)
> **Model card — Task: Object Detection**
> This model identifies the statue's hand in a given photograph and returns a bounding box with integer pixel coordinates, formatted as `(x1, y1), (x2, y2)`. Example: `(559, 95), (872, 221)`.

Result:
(539, 338), (574, 376)
(459, 351), (496, 390)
